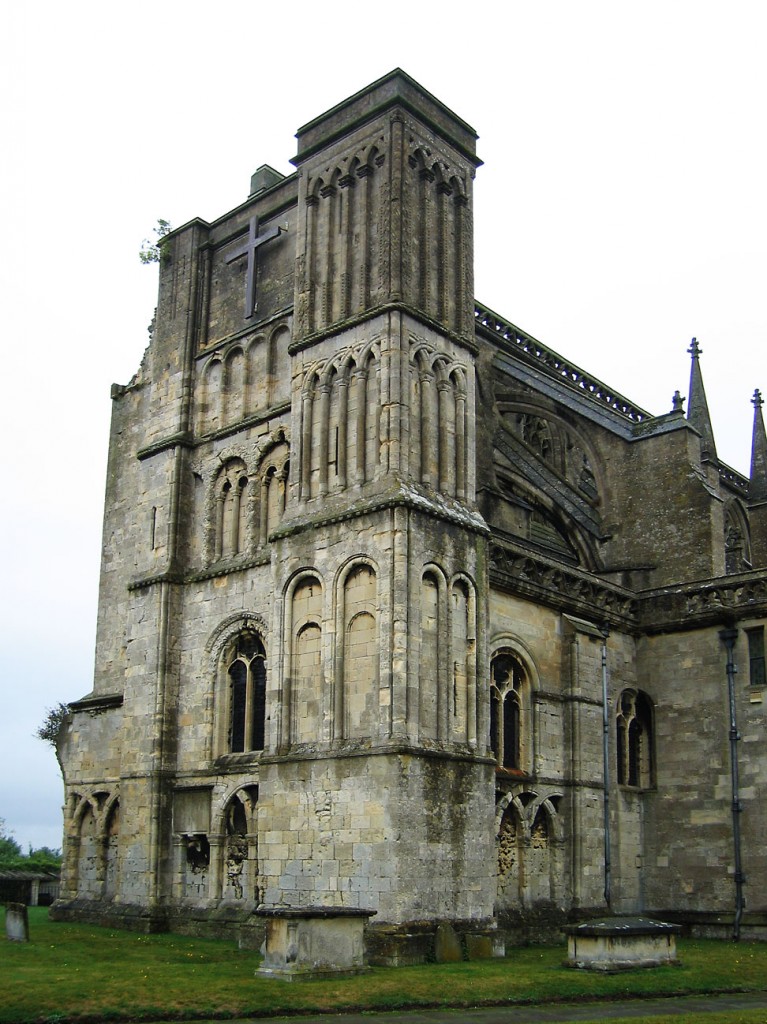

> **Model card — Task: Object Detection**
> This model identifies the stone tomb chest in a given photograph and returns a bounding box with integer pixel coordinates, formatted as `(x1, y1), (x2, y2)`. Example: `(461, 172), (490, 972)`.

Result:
(564, 917), (681, 971)
(255, 906), (376, 980)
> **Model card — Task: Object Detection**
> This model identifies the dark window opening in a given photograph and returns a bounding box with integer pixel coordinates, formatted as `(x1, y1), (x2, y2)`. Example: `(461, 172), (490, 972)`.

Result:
(226, 632), (267, 754)
(616, 689), (654, 789)
(490, 650), (527, 772)
(747, 627), (765, 688)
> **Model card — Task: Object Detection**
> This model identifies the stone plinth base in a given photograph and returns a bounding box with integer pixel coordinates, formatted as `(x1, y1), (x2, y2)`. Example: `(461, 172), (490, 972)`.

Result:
(564, 917), (681, 971)
(366, 919), (504, 966)
(255, 906), (375, 981)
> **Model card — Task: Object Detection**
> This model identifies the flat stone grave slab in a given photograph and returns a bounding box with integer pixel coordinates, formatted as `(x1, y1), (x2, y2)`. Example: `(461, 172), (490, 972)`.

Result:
(255, 905), (376, 981)
(563, 916), (681, 971)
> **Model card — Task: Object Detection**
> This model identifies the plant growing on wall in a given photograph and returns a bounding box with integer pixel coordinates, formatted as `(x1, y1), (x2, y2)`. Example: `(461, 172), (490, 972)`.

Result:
(139, 219), (172, 265)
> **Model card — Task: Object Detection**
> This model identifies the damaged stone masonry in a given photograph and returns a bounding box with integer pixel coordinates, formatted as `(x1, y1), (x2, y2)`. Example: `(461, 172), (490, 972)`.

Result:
(53, 70), (767, 960)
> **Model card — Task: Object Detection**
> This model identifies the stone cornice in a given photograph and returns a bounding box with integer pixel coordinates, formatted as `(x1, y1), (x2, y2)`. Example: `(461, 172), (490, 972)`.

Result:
(69, 693), (123, 714)
(261, 741), (495, 768)
(289, 301), (478, 357)
(272, 486), (489, 542)
(127, 571), (184, 591)
(129, 553), (272, 591)
(489, 537), (637, 631)
(136, 432), (195, 461)
(489, 535), (767, 635)
(136, 404), (291, 462)
(635, 570), (767, 633)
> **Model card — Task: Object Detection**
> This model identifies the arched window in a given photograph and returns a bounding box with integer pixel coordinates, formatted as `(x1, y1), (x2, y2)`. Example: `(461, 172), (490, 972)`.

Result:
(616, 689), (654, 788)
(257, 440), (289, 545)
(226, 630), (267, 753)
(490, 650), (528, 771)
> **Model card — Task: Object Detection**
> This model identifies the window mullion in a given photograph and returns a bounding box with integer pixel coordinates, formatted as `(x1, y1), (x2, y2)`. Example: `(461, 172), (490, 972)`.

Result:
(244, 660), (254, 752)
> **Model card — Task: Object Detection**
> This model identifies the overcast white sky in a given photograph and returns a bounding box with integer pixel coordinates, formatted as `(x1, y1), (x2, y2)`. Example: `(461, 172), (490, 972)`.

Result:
(1, 2), (764, 851)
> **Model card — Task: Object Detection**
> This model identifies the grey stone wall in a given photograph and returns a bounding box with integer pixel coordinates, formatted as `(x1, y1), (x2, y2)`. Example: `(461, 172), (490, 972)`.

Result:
(54, 70), (766, 947)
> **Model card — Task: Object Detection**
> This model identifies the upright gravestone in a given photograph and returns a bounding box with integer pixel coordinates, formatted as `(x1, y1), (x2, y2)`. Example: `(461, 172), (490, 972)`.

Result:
(5, 903), (29, 942)
(434, 922), (463, 963)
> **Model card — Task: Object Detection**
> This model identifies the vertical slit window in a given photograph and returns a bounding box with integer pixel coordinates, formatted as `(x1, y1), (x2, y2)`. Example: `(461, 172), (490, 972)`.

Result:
(747, 627), (765, 687)
(616, 689), (654, 789)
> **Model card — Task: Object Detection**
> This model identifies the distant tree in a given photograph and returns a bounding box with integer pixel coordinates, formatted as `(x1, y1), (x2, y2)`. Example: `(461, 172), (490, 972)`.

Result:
(139, 219), (172, 265)
(0, 819), (61, 870)
(25, 845), (62, 871)
(0, 819), (23, 867)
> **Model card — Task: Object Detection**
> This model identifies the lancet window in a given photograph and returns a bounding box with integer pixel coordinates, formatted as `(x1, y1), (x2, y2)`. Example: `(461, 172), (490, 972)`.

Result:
(746, 627), (765, 688)
(221, 787), (259, 903)
(226, 630), (267, 753)
(490, 650), (529, 772)
(616, 689), (654, 789)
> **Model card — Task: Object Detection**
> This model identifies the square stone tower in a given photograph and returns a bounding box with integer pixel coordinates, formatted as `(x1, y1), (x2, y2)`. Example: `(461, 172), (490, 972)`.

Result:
(55, 71), (497, 956)
(261, 71), (494, 939)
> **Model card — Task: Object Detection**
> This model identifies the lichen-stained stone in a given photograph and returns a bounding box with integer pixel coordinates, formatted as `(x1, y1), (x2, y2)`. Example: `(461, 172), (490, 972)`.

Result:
(53, 69), (767, 955)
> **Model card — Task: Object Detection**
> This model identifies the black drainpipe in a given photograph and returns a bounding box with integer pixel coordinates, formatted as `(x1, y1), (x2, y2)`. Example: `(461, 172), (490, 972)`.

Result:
(719, 627), (745, 941)
(600, 622), (611, 912)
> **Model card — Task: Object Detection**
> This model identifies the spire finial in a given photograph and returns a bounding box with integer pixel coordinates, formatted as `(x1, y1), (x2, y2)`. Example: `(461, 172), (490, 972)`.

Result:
(750, 387), (767, 501)
(686, 337), (717, 461)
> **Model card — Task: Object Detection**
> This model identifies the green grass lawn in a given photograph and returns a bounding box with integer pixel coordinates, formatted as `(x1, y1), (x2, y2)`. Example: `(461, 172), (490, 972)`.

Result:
(1, 908), (766, 1023)
(577, 1016), (767, 1024)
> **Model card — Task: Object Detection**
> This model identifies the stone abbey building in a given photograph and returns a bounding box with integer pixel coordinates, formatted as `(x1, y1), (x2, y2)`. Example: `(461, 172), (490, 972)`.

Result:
(55, 70), (767, 954)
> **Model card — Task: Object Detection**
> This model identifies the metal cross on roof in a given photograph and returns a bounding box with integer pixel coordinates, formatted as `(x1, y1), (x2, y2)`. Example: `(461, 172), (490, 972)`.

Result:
(226, 215), (284, 319)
